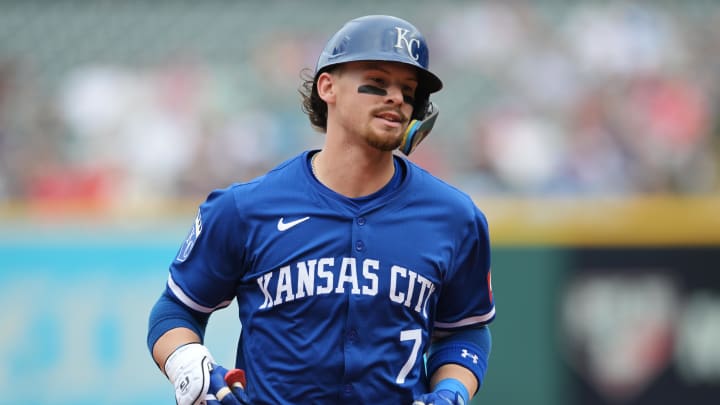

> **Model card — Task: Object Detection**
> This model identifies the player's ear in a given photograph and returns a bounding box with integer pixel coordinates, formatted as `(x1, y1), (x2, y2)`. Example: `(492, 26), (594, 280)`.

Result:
(316, 71), (337, 104)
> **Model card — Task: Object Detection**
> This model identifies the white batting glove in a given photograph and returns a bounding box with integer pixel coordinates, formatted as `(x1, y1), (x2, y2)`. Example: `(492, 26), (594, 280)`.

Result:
(164, 343), (216, 405)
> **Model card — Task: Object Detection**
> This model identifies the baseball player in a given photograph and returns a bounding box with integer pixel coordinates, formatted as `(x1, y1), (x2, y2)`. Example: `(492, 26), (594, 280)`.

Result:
(147, 15), (494, 405)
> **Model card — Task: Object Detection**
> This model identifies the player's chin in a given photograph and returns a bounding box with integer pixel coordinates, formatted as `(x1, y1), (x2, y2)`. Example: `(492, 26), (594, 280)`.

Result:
(367, 130), (403, 151)
(368, 124), (405, 149)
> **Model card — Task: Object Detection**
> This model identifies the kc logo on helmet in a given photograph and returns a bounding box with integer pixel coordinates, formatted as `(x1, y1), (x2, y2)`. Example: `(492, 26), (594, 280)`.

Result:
(394, 27), (420, 60)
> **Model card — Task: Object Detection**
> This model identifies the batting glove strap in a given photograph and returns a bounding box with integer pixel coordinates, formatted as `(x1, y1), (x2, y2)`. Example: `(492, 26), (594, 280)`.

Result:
(164, 343), (216, 405)
(436, 379), (469, 405)
(426, 343), (489, 395)
(412, 388), (465, 405)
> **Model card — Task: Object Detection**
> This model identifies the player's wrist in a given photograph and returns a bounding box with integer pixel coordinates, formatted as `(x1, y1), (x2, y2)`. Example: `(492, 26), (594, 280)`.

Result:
(434, 378), (469, 405)
(164, 343), (220, 405)
(164, 342), (214, 384)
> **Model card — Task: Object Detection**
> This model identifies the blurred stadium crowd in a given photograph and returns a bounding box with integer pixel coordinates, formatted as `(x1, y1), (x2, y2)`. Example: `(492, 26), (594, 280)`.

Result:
(0, 1), (719, 210)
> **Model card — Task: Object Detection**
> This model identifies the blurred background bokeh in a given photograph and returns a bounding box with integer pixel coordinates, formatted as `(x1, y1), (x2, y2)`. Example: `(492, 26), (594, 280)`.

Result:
(1, 1), (719, 404)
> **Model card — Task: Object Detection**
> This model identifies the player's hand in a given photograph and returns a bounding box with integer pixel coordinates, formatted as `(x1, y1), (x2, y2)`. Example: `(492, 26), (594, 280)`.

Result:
(164, 343), (249, 405)
(205, 364), (250, 405)
(412, 389), (466, 405)
(164, 343), (214, 405)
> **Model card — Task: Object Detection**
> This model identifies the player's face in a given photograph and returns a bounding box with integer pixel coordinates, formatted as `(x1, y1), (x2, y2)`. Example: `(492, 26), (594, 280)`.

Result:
(332, 62), (418, 151)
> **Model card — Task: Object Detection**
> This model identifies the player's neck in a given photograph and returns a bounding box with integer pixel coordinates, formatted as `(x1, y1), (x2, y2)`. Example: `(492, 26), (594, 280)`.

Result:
(312, 148), (395, 198)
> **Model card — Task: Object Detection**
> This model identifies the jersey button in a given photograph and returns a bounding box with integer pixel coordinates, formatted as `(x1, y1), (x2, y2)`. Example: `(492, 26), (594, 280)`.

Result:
(355, 240), (365, 251)
(343, 384), (353, 394)
(347, 329), (358, 341)
(357, 217), (366, 226)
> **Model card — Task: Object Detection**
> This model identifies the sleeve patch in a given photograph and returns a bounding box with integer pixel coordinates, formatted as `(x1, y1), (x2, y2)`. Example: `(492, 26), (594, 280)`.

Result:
(177, 209), (202, 262)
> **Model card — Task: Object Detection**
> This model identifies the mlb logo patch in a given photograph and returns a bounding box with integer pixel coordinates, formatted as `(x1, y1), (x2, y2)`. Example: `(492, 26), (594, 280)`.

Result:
(177, 210), (202, 262)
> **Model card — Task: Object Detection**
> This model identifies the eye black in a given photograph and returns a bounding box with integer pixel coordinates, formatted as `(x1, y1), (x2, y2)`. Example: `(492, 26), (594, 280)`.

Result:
(357, 85), (387, 96)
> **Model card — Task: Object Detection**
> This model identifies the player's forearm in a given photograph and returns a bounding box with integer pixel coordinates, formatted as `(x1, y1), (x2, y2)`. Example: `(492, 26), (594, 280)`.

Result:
(152, 327), (202, 375)
(426, 326), (491, 400)
(430, 363), (478, 398)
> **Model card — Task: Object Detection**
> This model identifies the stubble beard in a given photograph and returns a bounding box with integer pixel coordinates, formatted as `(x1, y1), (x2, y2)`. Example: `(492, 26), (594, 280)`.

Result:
(365, 123), (404, 151)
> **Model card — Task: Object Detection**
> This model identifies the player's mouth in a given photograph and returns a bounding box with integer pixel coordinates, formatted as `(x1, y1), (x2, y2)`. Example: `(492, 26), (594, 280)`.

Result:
(374, 110), (406, 128)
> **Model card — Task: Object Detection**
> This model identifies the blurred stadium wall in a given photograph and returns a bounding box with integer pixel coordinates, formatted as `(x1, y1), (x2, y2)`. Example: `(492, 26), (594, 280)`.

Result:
(1, 1), (719, 404)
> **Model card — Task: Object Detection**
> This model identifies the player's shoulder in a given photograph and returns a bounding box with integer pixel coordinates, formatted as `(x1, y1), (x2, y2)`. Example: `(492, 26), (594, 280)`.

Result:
(402, 157), (483, 217)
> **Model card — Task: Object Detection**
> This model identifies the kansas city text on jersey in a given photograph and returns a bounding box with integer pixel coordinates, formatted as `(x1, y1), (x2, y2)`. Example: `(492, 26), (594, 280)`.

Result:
(256, 257), (436, 317)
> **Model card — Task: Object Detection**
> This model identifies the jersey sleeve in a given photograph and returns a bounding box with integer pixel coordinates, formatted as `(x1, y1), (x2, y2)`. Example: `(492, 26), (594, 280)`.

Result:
(434, 205), (495, 333)
(166, 186), (246, 314)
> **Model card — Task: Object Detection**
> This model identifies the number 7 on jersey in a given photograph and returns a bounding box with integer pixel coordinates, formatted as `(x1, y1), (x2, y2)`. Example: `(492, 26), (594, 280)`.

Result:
(396, 329), (423, 384)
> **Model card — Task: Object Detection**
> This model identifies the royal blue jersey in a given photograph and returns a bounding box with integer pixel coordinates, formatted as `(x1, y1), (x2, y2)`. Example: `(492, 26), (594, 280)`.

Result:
(166, 150), (495, 404)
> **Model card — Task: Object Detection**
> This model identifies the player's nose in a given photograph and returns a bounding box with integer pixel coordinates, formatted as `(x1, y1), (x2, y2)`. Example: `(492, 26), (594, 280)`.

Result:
(384, 85), (405, 105)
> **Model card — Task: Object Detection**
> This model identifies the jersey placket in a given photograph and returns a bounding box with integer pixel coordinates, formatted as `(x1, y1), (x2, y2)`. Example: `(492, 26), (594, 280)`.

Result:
(340, 214), (369, 401)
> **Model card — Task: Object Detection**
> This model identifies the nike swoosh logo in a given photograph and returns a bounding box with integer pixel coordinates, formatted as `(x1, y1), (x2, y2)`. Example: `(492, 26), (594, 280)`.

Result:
(277, 216), (310, 231)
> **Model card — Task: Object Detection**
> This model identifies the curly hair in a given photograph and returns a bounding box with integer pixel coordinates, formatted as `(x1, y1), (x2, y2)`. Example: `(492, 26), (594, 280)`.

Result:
(299, 68), (329, 132)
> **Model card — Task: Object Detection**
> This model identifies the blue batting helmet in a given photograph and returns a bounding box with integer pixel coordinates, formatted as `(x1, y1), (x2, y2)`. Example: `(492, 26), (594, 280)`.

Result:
(315, 15), (443, 107)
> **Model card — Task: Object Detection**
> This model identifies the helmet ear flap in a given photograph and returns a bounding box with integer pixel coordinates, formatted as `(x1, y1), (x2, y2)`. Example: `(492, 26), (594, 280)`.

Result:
(399, 101), (439, 156)
(412, 89), (431, 121)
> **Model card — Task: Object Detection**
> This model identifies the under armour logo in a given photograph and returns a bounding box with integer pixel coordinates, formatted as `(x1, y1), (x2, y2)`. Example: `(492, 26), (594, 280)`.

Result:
(461, 349), (479, 364)
(394, 27), (420, 60)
